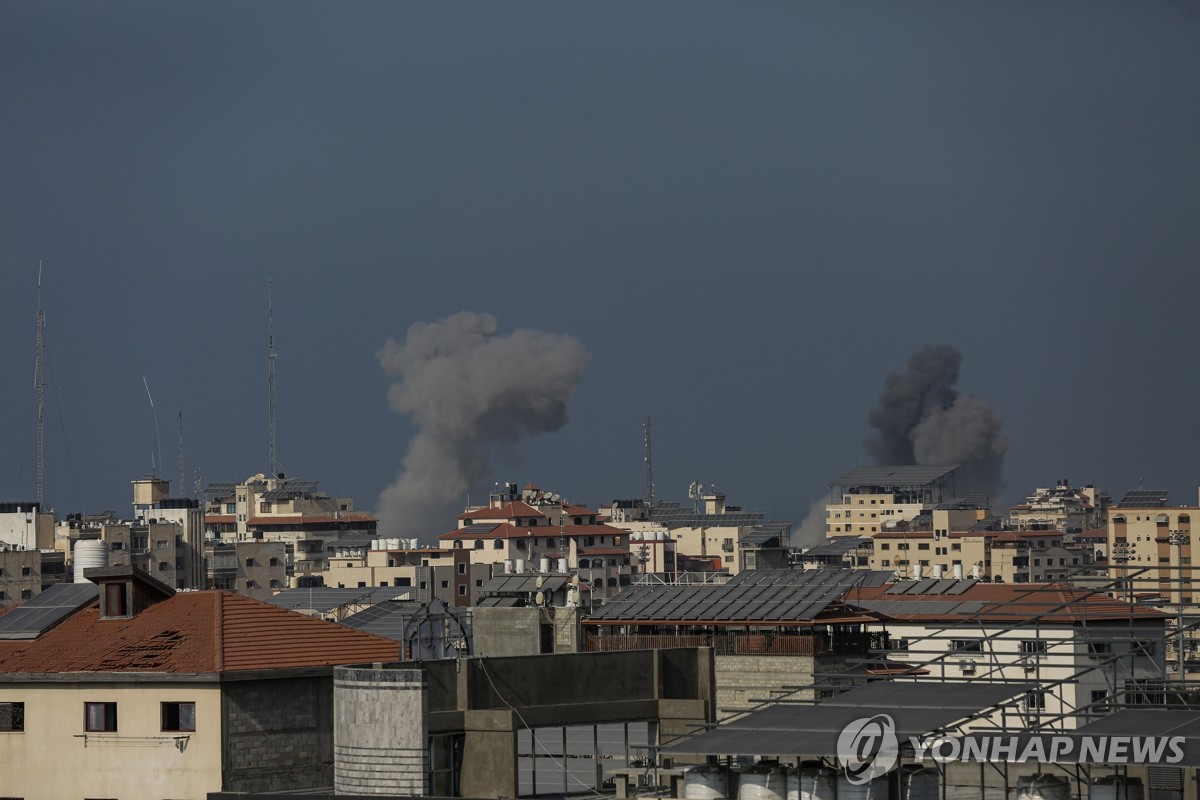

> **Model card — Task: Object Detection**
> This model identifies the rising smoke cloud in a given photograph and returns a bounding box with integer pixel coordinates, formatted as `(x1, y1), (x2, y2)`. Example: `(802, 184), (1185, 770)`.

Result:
(864, 344), (1007, 496)
(376, 311), (589, 538)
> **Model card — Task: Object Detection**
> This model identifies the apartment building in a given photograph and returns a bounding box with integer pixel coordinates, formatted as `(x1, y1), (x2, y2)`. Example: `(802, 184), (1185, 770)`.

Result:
(824, 465), (962, 537)
(1009, 480), (1110, 531)
(0, 565), (399, 800)
(1105, 490), (1197, 604)
(205, 540), (288, 600)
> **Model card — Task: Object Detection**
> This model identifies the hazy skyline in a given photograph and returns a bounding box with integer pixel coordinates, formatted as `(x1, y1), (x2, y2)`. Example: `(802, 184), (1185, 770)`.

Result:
(2, 2), (1199, 533)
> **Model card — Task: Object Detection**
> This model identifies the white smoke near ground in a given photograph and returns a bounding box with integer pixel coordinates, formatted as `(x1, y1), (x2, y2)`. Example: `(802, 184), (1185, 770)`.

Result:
(792, 498), (830, 548)
(864, 344), (1007, 496)
(376, 311), (589, 539)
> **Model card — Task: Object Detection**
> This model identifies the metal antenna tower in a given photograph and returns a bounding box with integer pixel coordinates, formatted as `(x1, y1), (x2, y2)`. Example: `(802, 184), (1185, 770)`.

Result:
(143, 377), (162, 478)
(177, 398), (185, 496)
(267, 279), (277, 477)
(34, 263), (45, 506)
(643, 416), (654, 506)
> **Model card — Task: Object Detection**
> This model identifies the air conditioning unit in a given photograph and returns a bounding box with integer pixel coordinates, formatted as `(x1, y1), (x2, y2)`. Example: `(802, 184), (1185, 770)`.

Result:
(959, 661), (976, 675)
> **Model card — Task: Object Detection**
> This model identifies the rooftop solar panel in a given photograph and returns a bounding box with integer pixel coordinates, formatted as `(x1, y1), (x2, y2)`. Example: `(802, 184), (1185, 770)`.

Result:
(906, 579), (939, 595)
(0, 582), (100, 639)
(944, 579), (978, 595)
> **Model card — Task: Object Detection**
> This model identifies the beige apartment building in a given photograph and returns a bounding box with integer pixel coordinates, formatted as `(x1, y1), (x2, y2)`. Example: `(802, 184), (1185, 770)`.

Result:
(0, 566), (400, 800)
(825, 466), (965, 537)
(870, 528), (1095, 584)
(1105, 490), (1197, 604)
(1009, 480), (1110, 531)
(204, 474), (376, 578)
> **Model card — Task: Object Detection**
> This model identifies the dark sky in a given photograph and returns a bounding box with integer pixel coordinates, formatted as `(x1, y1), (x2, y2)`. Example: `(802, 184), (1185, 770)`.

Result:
(2, 2), (1199, 530)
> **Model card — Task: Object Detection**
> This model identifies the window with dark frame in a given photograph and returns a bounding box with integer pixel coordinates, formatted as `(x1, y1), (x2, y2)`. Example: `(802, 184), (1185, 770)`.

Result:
(0, 702), (24, 732)
(84, 702), (117, 732)
(161, 701), (196, 732)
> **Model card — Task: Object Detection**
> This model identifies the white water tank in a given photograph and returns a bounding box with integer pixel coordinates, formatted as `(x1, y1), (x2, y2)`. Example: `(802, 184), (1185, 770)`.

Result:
(738, 765), (787, 800)
(684, 766), (729, 799)
(539, 557), (551, 573)
(1016, 775), (1071, 800)
(900, 766), (938, 800)
(793, 765), (836, 800)
(971, 562), (981, 579)
(386, 538), (401, 550)
(514, 558), (526, 573)
(1089, 776), (1144, 800)
(73, 539), (109, 583)
(913, 564), (923, 580)
(503, 560), (514, 574)
(932, 564), (945, 579)
(952, 563), (963, 580)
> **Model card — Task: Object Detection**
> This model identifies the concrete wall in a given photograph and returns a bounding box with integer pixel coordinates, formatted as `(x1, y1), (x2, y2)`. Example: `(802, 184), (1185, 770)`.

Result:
(715, 654), (819, 718)
(221, 674), (333, 792)
(471, 606), (546, 656)
(334, 667), (428, 795)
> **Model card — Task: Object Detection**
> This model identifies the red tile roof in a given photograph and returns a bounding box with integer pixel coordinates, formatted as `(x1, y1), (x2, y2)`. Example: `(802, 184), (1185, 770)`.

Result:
(0, 591), (399, 674)
(249, 514), (377, 525)
(439, 522), (630, 541)
(458, 501), (598, 521)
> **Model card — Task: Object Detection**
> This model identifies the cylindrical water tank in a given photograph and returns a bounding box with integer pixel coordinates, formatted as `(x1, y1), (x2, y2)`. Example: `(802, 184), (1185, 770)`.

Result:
(1016, 775), (1071, 800)
(737, 764), (787, 800)
(1089, 776), (1145, 800)
(932, 564), (945, 579)
(73, 539), (109, 583)
(900, 766), (938, 800)
(952, 563), (964, 580)
(835, 774), (888, 800)
(387, 538), (401, 550)
(514, 558), (526, 573)
(684, 766), (729, 800)
(913, 564), (923, 580)
(539, 557), (551, 573)
(504, 560), (514, 574)
(793, 764), (837, 800)
(371, 539), (381, 550)
(334, 666), (428, 795)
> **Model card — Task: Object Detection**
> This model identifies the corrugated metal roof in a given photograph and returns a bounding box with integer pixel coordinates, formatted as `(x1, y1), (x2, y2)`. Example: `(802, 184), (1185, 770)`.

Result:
(831, 465), (958, 487)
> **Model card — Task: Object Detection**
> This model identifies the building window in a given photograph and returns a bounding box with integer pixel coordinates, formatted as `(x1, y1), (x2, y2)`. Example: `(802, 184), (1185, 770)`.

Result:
(546, 539), (557, 549)
(880, 543), (890, 551)
(951, 639), (983, 654)
(1025, 691), (1046, 711)
(20, 566), (31, 576)
(19, 590), (31, 601)
(586, 537), (595, 546)
(259, 502), (271, 513)
(458, 563), (466, 574)
(917, 543), (929, 551)
(440, 580), (448, 589)
(458, 585), (467, 596)
(1020, 640), (1047, 655)
(493, 539), (504, 550)
(0, 702), (24, 732)
(102, 583), (128, 617)
(475, 579), (483, 587)
(474, 540), (484, 550)
(574, 517), (583, 526)
(161, 702), (196, 732)
(85, 702), (118, 732)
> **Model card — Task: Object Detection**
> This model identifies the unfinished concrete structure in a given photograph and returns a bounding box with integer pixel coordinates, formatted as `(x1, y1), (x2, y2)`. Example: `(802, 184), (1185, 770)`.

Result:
(334, 648), (715, 799)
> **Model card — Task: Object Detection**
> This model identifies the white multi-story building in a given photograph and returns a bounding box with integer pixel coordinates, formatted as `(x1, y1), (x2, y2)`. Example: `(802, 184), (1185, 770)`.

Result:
(855, 581), (1168, 730)
(1009, 480), (1110, 531)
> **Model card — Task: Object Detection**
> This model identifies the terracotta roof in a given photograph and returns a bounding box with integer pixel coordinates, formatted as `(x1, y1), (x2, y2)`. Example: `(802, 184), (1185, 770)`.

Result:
(873, 530), (996, 540)
(206, 514), (235, 524)
(458, 501), (599, 521)
(579, 547), (629, 556)
(0, 591), (399, 674)
(439, 522), (630, 541)
(249, 514), (377, 526)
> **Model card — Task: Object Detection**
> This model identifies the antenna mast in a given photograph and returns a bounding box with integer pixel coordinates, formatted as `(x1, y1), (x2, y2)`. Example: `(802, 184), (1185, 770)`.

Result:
(143, 376), (162, 478)
(177, 398), (185, 496)
(643, 416), (654, 506)
(34, 263), (45, 506)
(268, 280), (277, 477)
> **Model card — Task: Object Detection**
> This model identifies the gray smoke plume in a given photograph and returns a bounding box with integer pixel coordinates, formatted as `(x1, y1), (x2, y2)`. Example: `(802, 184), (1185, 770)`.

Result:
(865, 344), (1007, 495)
(376, 312), (589, 539)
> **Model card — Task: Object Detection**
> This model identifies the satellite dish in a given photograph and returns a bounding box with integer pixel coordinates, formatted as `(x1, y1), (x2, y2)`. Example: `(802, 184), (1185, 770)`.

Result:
(535, 576), (544, 589)
(535, 590), (545, 606)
